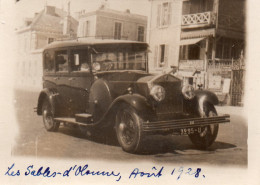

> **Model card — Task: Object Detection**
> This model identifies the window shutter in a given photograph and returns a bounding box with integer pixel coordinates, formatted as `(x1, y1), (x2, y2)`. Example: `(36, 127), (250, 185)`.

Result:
(164, 45), (169, 67)
(157, 4), (161, 27)
(168, 2), (172, 25)
(85, 21), (88, 36)
(154, 45), (158, 68)
(82, 22), (86, 37)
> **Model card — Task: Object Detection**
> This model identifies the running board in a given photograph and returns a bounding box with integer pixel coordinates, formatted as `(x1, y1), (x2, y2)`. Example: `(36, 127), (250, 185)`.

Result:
(54, 117), (94, 127)
(75, 113), (93, 123)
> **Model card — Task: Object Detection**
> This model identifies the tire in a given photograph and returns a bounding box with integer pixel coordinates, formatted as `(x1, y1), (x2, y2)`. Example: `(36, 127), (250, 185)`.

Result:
(42, 99), (60, 132)
(115, 104), (144, 153)
(188, 103), (219, 149)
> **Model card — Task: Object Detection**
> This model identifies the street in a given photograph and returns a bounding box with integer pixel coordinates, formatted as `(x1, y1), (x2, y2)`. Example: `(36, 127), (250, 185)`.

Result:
(12, 89), (247, 166)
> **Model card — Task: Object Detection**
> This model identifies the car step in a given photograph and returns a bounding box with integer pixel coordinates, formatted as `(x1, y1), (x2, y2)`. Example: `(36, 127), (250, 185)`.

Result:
(54, 117), (87, 126)
(75, 113), (93, 123)
(54, 117), (93, 126)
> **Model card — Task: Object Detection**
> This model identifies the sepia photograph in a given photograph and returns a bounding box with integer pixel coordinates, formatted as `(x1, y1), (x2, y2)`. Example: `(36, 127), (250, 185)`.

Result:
(0, 0), (258, 185)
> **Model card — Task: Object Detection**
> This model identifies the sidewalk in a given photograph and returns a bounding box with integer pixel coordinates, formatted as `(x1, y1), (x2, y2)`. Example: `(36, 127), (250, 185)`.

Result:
(216, 105), (246, 116)
(216, 105), (247, 128)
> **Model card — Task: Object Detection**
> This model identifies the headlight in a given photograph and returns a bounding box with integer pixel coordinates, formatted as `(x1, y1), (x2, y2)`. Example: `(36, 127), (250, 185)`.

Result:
(150, 85), (165, 102)
(182, 85), (195, 100)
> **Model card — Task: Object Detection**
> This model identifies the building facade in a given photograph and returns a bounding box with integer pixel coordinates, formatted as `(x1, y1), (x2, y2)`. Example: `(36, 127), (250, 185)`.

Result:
(148, 0), (246, 105)
(77, 7), (147, 41)
(16, 5), (78, 89)
(148, 0), (183, 73)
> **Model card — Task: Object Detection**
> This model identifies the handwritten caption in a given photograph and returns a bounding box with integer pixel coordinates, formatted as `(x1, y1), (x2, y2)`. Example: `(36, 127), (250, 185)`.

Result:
(5, 163), (205, 182)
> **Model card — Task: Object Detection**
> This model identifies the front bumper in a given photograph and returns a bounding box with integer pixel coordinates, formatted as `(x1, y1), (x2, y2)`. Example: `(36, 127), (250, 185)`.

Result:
(142, 114), (230, 133)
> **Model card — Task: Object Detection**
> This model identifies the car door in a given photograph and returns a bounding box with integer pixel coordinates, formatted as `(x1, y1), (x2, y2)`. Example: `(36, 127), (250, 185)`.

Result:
(54, 49), (73, 116)
(42, 50), (56, 90)
(68, 47), (93, 114)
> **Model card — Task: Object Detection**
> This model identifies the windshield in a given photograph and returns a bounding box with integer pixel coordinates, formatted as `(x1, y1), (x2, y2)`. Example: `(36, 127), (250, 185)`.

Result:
(92, 51), (147, 72)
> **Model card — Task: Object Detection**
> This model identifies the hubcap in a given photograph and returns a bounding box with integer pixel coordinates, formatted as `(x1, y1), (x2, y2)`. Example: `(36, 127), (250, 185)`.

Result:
(199, 111), (216, 137)
(118, 111), (136, 145)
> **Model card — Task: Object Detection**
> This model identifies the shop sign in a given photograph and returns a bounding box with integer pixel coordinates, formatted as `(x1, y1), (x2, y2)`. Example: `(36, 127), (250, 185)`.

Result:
(179, 60), (204, 71)
(208, 75), (221, 89)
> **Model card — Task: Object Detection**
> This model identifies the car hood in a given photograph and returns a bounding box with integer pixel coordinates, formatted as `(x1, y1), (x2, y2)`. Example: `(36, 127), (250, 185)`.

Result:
(95, 70), (181, 98)
(95, 70), (154, 82)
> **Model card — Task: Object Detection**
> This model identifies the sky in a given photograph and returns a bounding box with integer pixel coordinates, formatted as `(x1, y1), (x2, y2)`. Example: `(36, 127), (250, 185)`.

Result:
(14, 0), (151, 27)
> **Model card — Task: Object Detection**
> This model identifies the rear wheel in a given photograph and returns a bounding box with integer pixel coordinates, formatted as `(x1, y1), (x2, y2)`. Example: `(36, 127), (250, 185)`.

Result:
(188, 104), (219, 149)
(115, 105), (144, 153)
(42, 99), (60, 132)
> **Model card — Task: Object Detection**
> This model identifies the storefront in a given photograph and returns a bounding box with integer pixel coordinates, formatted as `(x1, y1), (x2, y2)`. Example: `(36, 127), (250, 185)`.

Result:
(178, 37), (207, 89)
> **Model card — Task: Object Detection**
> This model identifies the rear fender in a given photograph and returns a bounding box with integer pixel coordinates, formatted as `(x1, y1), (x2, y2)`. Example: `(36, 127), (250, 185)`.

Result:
(37, 88), (59, 116)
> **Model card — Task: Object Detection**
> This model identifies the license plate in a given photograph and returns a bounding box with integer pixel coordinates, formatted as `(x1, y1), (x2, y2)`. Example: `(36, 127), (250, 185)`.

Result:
(180, 127), (202, 135)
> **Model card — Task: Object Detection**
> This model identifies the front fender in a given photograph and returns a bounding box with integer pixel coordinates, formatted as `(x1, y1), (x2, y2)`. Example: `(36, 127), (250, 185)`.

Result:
(195, 90), (219, 105)
(109, 94), (155, 121)
(37, 88), (59, 116)
(195, 90), (219, 116)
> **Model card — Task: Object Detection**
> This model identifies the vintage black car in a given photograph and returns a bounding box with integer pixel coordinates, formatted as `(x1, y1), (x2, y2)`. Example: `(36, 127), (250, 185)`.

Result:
(36, 38), (230, 153)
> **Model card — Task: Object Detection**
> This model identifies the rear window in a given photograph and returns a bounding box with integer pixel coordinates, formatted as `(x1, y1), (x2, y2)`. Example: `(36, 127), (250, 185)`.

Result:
(55, 50), (68, 72)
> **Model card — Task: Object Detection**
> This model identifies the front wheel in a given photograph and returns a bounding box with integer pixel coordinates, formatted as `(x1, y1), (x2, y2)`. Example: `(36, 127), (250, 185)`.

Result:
(115, 105), (144, 153)
(42, 99), (60, 132)
(188, 104), (219, 149)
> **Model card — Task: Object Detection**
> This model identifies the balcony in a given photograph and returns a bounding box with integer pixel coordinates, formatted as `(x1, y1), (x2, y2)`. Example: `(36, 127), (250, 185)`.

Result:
(182, 11), (216, 29)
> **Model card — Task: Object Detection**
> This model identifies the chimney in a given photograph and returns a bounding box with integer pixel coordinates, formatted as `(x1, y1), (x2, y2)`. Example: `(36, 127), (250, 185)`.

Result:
(125, 9), (130, 13)
(45, 6), (56, 15)
(63, 1), (71, 36)
(99, 0), (109, 9)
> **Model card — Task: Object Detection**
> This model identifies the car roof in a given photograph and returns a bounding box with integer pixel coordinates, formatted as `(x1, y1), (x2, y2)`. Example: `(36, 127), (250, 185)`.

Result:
(44, 38), (148, 50)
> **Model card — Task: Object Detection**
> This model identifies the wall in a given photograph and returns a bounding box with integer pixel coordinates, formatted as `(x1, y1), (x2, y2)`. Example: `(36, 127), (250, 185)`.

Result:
(77, 15), (97, 38)
(148, 0), (183, 73)
(16, 30), (68, 90)
(95, 11), (147, 41)
(15, 50), (43, 91)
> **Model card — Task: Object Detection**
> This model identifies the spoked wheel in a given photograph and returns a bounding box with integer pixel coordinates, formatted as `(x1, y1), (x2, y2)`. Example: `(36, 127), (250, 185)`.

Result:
(42, 99), (60, 132)
(115, 105), (144, 153)
(188, 104), (219, 149)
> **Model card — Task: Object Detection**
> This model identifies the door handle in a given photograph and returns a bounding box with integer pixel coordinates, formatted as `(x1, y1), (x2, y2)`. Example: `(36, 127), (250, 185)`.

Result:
(68, 77), (75, 81)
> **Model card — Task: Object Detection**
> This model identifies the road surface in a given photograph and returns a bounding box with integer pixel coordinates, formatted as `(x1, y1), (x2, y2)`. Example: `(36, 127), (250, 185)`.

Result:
(12, 89), (247, 166)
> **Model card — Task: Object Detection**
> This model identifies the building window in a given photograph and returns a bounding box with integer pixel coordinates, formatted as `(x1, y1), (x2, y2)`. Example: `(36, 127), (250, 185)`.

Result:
(154, 44), (169, 68)
(188, 45), (200, 60)
(114, 22), (122, 40)
(157, 2), (172, 27)
(137, 26), (145, 42)
(82, 21), (90, 37)
(179, 44), (201, 60)
(48, 38), (54, 44)
(182, 0), (191, 15)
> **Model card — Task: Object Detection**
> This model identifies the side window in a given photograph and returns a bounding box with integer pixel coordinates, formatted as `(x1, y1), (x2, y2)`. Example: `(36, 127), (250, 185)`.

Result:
(44, 50), (55, 72)
(55, 50), (68, 72)
(137, 26), (145, 42)
(71, 50), (89, 72)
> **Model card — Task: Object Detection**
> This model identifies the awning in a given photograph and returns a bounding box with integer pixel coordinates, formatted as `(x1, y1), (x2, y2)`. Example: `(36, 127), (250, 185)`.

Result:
(181, 28), (215, 39)
(180, 37), (205, 46)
